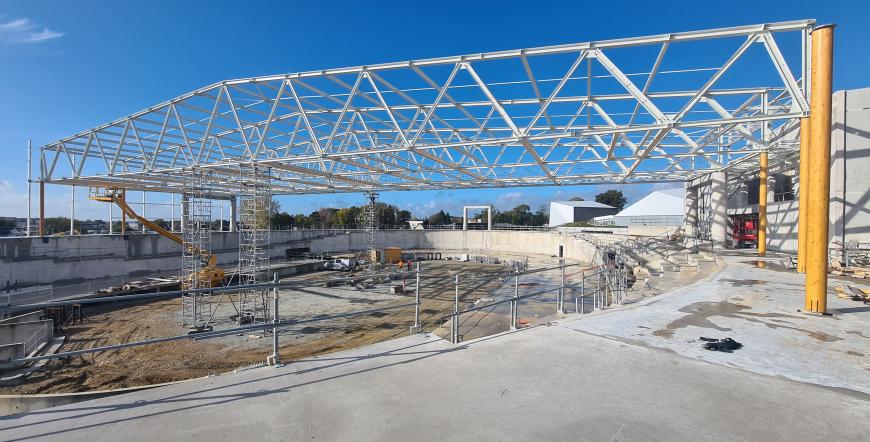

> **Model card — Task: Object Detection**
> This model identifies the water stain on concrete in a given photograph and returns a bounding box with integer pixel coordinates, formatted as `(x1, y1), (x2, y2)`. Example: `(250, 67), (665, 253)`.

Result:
(846, 330), (870, 339)
(720, 279), (767, 287)
(651, 300), (841, 342)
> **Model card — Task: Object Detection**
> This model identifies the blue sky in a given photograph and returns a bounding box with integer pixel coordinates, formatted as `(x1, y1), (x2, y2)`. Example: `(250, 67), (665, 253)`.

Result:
(1, 0), (868, 221)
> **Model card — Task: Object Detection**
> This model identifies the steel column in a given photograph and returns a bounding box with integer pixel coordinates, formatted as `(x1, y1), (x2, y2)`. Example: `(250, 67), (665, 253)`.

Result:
(758, 151), (768, 256)
(797, 117), (811, 273)
(805, 25), (834, 313)
(38, 180), (44, 238)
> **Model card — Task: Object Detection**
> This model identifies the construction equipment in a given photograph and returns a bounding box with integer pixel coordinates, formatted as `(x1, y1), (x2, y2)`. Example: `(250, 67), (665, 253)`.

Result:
(730, 215), (759, 249)
(88, 187), (225, 288)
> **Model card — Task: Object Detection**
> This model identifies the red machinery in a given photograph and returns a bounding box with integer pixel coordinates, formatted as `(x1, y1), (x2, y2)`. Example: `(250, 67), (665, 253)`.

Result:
(731, 215), (759, 248)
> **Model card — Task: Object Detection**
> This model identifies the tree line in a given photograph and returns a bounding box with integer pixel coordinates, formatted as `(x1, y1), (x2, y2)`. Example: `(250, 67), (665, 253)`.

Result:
(270, 201), (413, 229)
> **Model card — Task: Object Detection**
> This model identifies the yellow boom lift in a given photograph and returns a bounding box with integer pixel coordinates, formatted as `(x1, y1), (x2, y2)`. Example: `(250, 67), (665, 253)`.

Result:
(89, 187), (225, 288)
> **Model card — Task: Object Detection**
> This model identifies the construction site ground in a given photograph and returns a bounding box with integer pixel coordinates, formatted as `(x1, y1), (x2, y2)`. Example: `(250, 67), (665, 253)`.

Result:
(3, 251), (868, 441)
(1, 258), (568, 395)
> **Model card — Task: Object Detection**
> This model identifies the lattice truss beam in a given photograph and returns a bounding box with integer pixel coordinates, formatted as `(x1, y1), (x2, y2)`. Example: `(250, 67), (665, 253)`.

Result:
(39, 20), (814, 196)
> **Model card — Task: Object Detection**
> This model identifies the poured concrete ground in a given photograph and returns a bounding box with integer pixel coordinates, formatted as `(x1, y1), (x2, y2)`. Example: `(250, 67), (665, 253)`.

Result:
(2, 251), (869, 440)
(564, 251), (870, 395)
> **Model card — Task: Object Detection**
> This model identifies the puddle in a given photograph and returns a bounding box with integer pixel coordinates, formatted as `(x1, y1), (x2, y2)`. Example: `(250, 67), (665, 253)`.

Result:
(651, 300), (839, 342)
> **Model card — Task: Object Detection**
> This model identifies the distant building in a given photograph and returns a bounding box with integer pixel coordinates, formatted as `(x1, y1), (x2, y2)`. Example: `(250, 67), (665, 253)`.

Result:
(612, 189), (684, 226)
(548, 201), (618, 227)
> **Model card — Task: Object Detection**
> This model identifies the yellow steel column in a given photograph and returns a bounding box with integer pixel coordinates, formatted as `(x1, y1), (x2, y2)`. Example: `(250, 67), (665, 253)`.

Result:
(758, 151), (768, 257)
(805, 25), (834, 313)
(797, 118), (810, 273)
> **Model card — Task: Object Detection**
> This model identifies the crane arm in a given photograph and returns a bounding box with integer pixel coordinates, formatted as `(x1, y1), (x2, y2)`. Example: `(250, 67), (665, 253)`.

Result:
(91, 191), (216, 266)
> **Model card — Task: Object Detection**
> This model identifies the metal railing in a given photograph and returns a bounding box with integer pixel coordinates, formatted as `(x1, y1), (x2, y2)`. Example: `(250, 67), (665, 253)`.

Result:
(21, 325), (49, 356)
(443, 261), (630, 343)
(3, 265), (425, 367)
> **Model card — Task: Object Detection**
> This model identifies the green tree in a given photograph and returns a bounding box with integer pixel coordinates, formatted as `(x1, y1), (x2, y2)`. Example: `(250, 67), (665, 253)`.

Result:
(568, 196), (585, 201)
(333, 207), (361, 228)
(0, 219), (15, 236)
(595, 190), (627, 210)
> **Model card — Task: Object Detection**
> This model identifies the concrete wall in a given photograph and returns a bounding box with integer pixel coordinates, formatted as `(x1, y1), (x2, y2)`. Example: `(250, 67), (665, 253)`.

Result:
(830, 88), (870, 247)
(690, 87), (870, 254)
(0, 320), (53, 348)
(0, 230), (601, 287)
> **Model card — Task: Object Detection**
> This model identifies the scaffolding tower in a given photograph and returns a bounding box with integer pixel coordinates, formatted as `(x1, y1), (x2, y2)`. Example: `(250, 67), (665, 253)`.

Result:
(181, 171), (213, 330)
(237, 164), (272, 325)
(364, 191), (378, 262)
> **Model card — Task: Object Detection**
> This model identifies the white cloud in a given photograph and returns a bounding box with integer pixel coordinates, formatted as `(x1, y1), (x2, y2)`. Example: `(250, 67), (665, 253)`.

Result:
(0, 17), (63, 44)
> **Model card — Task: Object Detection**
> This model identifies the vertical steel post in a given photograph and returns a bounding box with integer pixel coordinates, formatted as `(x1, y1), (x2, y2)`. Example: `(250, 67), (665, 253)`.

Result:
(413, 262), (421, 332)
(109, 203), (113, 234)
(26, 140), (32, 237)
(170, 194), (175, 232)
(559, 261), (565, 314)
(121, 189), (127, 236)
(39, 180), (45, 238)
(512, 267), (519, 330)
(805, 25), (835, 313)
(758, 150), (769, 257)
(797, 118), (811, 273)
(271, 273), (280, 366)
(597, 272), (602, 309)
(453, 273), (459, 343)
(70, 185), (75, 235)
(142, 191), (146, 233)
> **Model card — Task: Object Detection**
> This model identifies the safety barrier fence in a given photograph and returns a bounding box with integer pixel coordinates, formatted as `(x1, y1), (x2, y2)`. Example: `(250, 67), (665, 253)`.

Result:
(1, 266), (423, 366)
(445, 261), (629, 343)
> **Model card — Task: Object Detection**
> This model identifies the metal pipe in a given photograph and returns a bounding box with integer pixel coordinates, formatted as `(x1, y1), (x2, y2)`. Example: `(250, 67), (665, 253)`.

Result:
(12, 300), (418, 364)
(413, 262), (420, 331)
(70, 185), (75, 235)
(121, 189), (127, 236)
(453, 273), (459, 343)
(797, 117), (811, 272)
(512, 267), (519, 330)
(559, 261), (565, 314)
(805, 24), (834, 313)
(271, 273), (280, 366)
(142, 191), (146, 233)
(38, 180), (45, 238)
(26, 140), (32, 237)
(758, 150), (768, 257)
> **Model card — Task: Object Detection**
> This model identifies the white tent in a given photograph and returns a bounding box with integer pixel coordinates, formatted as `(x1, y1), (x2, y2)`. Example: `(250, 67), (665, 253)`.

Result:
(613, 189), (684, 226)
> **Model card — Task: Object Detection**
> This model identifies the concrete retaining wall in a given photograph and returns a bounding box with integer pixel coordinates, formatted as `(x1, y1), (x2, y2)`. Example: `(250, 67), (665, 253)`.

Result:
(0, 320), (53, 348)
(0, 230), (602, 287)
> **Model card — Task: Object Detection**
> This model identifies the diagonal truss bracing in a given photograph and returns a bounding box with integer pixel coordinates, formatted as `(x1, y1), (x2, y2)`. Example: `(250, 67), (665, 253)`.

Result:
(39, 20), (814, 196)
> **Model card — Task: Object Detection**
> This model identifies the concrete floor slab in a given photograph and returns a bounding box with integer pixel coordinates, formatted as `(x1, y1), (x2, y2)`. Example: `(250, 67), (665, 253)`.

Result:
(2, 313), (868, 440)
(561, 251), (870, 395)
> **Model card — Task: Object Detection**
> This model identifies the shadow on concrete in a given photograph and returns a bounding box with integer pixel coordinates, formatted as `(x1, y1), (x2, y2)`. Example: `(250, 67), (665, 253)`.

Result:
(0, 328), (530, 440)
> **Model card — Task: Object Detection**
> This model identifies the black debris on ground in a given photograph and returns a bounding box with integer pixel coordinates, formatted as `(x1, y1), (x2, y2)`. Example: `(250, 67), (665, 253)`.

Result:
(700, 337), (743, 352)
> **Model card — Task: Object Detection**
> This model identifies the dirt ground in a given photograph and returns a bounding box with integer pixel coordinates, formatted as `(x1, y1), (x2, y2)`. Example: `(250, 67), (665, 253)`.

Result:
(1, 261), (523, 394)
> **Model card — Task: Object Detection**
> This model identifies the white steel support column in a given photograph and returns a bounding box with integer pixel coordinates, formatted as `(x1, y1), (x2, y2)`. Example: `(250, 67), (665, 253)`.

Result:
(142, 191), (146, 233)
(684, 185), (698, 237)
(710, 171), (728, 248)
(69, 185), (75, 235)
(462, 205), (492, 231)
(229, 197), (237, 232)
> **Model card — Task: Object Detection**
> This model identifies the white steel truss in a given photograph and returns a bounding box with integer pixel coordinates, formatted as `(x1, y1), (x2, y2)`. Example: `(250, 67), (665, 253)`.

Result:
(38, 20), (813, 195)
